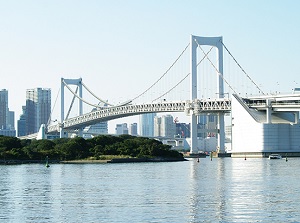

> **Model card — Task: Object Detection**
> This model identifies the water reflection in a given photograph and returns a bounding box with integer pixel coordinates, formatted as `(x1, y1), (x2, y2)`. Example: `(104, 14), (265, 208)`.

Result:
(1, 159), (300, 222)
(187, 157), (300, 222)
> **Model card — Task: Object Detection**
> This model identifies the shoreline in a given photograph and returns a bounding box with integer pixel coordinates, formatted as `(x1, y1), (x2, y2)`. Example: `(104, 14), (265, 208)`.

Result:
(0, 157), (187, 165)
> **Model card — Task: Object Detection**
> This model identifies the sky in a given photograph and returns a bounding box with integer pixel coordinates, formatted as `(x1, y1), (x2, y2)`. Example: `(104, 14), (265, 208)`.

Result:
(1, 0), (300, 133)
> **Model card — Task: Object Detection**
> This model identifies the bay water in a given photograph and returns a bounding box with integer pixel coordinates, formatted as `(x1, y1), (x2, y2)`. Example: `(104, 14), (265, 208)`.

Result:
(0, 157), (299, 222)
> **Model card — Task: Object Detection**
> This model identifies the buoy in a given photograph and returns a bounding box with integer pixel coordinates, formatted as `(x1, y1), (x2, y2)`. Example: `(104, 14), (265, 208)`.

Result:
(45, 156), (50, 168)
(197, 158), (200, 162)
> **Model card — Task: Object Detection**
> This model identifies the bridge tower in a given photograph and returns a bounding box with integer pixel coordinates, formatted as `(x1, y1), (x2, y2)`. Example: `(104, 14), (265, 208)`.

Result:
(190, 35), (225, 154)
(60, 78), (83, 138)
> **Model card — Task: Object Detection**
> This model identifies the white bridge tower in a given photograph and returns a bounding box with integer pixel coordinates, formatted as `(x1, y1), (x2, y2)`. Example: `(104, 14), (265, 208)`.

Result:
(60, 78), (83, 138)
(190, 35), (225, 154)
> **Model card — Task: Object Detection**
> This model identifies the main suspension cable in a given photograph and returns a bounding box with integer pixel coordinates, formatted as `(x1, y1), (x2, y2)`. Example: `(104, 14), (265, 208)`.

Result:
(221, 41), (265, 95)
(131, 43), (190, 102)
(47, 87), (60, 126)
(194, 39), (239, 96)
(62, 79), (105, 109)
(81, 81), (114, 106)
(152, 46), (214, 102)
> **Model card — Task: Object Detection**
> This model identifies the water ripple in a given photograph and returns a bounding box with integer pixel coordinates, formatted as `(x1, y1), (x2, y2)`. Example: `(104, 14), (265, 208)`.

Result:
(0, 159), (300, 222)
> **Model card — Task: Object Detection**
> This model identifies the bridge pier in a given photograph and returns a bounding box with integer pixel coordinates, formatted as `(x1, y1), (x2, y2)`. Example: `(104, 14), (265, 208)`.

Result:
(217, 113), (225, 153)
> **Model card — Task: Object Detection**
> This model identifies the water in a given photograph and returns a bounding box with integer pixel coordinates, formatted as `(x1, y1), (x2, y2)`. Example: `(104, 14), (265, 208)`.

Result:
(0, 158), (300, 223)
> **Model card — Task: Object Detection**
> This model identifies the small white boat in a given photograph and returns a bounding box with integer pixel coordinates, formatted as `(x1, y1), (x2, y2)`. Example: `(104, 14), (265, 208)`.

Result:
(269, 154), (282, 159)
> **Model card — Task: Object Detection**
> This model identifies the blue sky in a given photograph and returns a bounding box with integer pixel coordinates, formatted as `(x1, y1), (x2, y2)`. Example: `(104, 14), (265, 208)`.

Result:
(1, 0), (299, 133)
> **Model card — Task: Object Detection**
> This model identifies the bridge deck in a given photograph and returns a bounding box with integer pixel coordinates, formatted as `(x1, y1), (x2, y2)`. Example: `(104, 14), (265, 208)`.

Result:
(47, 99), (231, 132)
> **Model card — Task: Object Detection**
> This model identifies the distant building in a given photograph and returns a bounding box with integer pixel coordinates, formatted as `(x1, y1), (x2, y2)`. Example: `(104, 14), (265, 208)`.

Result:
(25, 88), (51, 135)
(140, 113), (155, 137)
(115, 123), (128, 135)
(161, 115), (176, 138)
(83, 122), (108, 138)
(0, 89), (8, 129)
(0, 129), (16, 137)
(0, 89), (16, 136)
(154, 116), (161, 137)
(8, 111), (15, 130)
(17, 106), (26, 137)
(198, 114), (217, 138)
(83, 107), (108, 138)
(153, 114), (176, 138)
(129, 123), (138, 136)
(175, 123), (190, 138)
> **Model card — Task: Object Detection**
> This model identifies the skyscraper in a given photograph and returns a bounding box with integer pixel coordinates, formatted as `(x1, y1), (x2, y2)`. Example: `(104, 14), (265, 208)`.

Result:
(25, 88), (51, 134)
(0, 89), (16, 136)
(129, 123), (138, 136)
(8, 111), (15, 130)
(17, 106), (26, 137)
(139, 113), (155, 137)
(154, 116), (161, 137)
(0, 89), (8, 129)
(153, 114), (176, 138)
(161, 114), (176, 138)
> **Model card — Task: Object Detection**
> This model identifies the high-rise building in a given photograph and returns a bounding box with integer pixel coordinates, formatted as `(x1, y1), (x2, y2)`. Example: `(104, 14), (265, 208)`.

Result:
(129, 123), (138, 136)
(8, 111), (15, 130)
(25, 88), (51, 134)
(161, 115), (176, 138)
(0, 89), (16, 136)
(17, 106), (26, 137)
(140, 113), (155, 137)
(115, 123), (128, 135)
(0, 89), (8, 129)
(154, 116), (161, 137)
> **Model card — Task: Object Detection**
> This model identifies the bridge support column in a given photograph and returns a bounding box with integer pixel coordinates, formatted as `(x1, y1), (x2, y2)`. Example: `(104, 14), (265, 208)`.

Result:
(190, 35), (198, 154)
(295, 112), (299, 124)
(217, 114), (225, 153)
(266, 99), (272, 124)
(190, 114), (198, 154)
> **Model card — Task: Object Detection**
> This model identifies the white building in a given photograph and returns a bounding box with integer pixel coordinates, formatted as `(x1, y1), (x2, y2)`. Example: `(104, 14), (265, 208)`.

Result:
(231, 94), (300, 157)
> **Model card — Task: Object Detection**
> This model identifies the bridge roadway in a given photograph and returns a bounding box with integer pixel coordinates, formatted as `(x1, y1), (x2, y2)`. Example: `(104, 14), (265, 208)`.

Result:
(47, 93), (300, 133)
(245, 93), (300, 111)
(47, 98), (231, 132)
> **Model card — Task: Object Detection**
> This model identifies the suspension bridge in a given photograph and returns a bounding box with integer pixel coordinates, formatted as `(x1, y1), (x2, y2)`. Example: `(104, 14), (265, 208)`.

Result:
(37, 35), (300, 154)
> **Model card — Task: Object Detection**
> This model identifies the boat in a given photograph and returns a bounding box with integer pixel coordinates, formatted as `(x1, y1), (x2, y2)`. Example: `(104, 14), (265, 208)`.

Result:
(268, 154), (282, 159)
